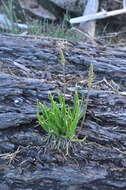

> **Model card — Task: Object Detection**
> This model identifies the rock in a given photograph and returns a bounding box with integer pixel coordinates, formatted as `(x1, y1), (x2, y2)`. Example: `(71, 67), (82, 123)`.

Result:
(49, 0), (86, 14)
(18, 0), (56, 20)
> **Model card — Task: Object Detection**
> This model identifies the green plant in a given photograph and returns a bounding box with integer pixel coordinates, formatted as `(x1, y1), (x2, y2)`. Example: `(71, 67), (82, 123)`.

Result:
(37, 89), (84, 143)
(28, 19), (68, 38)
(79, 63), (94, 132)
(1, 0), (19, 33)
(0, 3), (82, 41)
(36, 47), (94, 154)
(58, 42), (66, 94)
(27, 20), (43, 35)
(27, 12), (82, 41)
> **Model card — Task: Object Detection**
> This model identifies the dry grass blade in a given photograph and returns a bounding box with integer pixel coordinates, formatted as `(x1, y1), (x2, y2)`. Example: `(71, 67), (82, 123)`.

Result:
(0, 146), (22, 164)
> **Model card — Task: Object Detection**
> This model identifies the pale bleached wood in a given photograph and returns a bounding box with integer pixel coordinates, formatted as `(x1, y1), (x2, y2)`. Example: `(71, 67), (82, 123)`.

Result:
(123, 0), (126, 8)
(79, 0), (99, 38)
(70, 8), (126, 24)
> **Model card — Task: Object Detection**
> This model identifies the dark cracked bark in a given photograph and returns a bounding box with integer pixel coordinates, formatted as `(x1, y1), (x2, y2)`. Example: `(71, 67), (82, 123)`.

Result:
(0, 34), (126, 129)
(0, 34), (126, 190)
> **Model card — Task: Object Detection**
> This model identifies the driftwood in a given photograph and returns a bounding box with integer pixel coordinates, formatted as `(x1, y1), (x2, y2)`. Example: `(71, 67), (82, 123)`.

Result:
(70, 8), (126, 24)
(0, 34), (126, 189)
(79, 0), (99, 38)
(70, 0), (126, 33)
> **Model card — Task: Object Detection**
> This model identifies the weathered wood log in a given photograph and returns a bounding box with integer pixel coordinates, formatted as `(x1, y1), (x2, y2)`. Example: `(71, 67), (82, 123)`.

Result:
(70, 8), (126, 24)
(0, 34), (126, 190)
(79, 0), (99, 38)
(1, 34), (126, 83)
(0, 34), (126, 131)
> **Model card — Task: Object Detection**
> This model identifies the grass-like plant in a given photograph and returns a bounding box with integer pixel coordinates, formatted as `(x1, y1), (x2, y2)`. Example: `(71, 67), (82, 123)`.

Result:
(37, 89), (84, 144)
(1, 0), (19, 33)
(36, 45), (94, 154)
(79, 63), (94, 132)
